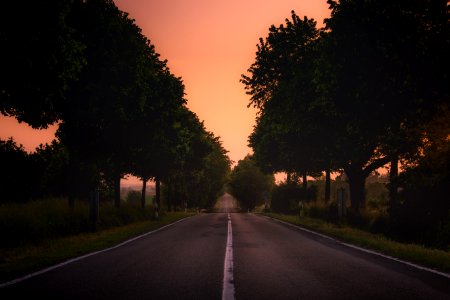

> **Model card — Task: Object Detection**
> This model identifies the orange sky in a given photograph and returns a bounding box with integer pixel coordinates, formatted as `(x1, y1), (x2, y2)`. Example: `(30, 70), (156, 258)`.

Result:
(0, 0), (330, 185)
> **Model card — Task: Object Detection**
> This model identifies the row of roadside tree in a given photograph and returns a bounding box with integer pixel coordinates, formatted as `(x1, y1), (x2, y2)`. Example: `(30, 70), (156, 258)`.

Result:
(0, 0), (231, 210)
(239, 1), (449, 247)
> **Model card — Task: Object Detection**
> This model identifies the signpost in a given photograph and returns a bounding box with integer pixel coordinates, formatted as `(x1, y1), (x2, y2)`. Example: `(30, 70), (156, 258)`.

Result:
(337, 188), (346, 219)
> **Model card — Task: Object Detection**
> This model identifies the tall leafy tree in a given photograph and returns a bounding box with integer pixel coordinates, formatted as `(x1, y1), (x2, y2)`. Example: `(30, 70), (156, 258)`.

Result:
(56, 0), (166, 207)
(162, 108), (213, 211)
(164, 131), (232, 210)
(244, 11), (333, 197)
(0, 0), (85, 128)
(241, 11), (320, 111)
(246, 2), (449, 212)
(130, 70), (185, 208)
(314, 0), (449, 210)
(228, 155), (274, 210)
(0, 138), (30, 202)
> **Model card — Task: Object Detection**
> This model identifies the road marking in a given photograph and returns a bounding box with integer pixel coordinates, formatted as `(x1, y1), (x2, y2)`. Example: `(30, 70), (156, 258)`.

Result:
(0, 216), (193, 288)
(222, 213), (235, 300)
(262, 215), (450, 280)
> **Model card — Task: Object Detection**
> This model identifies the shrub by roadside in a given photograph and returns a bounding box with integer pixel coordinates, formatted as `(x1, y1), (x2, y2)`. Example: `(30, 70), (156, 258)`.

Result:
(0, 198), (157, 249)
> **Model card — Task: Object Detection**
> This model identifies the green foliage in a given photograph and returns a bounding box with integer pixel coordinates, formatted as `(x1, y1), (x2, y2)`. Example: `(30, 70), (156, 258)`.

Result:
(0, 138), (30, 202)
(390, 137), (450, 248)
(1, 0), (224, 209)
(228, 155), (274, 210)
(271, 182), (317, 214)
(0, 198), (90, 248)
(126, 190), (142, 206)
(0, 0), (85, 128)
(245, 11), (327, 176)
(0, 197), (159, 249)
(244, 1), (449, 212)
(162, 131), (231, 210)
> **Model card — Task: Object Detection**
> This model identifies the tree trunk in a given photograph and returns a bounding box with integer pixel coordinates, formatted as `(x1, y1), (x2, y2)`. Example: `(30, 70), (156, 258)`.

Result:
(286, 172), (292, 184)
(389, 157), (399, 208)
(346, 168), (366, 212)
(302, 172), (307, 190)
(167, 179), (172, 212)
(325, 169), (331, 202)
(155, 177), (161, 214)
(141, 177), (147, 209)
(114, 174), (121, 208)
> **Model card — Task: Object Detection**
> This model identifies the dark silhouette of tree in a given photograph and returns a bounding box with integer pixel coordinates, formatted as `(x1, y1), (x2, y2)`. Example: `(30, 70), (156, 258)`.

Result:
(163, 131), (232, 210)
(244, 11), (335, 199)
(245, 2), (449, 212)
(228, 155), (274, 210)
(0, 0), (85, 128)
(241, 11), (320, 111)
(390, 106), (450, 247)
(0, 138), (30, 202)
(55, 0), (168, 207)
(129, 71), (185, 208)
(162, 108), (214, 211)
(0, 0), (233, 217)
(314, 0), (449, 210)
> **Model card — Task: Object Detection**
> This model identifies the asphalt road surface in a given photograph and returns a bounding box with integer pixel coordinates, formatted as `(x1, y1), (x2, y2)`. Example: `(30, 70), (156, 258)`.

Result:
(2, 194), (450, 299)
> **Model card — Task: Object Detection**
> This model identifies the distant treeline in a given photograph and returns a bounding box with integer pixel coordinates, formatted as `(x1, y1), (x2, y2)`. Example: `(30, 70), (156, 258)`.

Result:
(0, 0), (231, 210)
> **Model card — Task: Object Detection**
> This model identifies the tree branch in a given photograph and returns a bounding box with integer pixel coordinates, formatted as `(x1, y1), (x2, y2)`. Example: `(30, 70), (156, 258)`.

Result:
(363, 156), (391, 177)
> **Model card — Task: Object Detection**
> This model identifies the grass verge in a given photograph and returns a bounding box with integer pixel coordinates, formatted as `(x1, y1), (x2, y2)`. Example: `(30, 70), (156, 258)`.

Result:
(262, 212), (450, 274)
(0, 211), (195, 284)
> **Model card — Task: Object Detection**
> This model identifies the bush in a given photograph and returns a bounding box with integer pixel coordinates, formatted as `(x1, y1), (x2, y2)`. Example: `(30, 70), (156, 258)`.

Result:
(0, 198), (90, 248)
(369, 212), (390, 235)
(0, 197), (156, 249)
(270, 183), (318, 214)
(126, 190), (141, 206)
(388, 139), (450, 248)
(271, 183), (301, 214)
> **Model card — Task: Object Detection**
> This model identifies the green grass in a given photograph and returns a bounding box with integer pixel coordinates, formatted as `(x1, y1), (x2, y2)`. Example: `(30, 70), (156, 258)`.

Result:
(262, 212), (450, 274)
(0, 211), (194, 283)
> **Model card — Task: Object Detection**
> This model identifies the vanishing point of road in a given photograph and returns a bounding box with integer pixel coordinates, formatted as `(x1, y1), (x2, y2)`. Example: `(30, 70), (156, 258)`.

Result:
(2, 194), (450, 299)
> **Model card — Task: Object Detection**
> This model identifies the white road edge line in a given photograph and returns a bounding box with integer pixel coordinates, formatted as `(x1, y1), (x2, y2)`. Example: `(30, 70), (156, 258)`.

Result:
(0, 215), (194, 288)
(222, 213), (236, 300)
(261, 214), (450, 280)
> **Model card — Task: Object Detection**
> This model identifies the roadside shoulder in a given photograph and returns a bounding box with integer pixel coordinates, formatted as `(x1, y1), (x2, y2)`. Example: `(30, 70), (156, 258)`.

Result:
(258, 213), (450, 279)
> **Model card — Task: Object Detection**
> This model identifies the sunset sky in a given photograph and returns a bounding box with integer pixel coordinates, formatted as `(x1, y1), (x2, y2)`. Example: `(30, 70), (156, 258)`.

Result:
(0, 0), (330, 184)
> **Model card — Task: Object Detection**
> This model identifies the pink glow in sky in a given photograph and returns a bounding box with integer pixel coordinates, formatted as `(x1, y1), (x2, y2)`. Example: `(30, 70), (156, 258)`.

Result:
(0, 0), (330, 184)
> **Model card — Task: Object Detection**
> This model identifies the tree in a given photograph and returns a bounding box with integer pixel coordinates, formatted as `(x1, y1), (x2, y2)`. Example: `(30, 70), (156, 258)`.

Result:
(164, 132), (232, 210)
(244, 11), (334, 200)
(390, 106), (450, 246)
(161, 108), (214, 211)
(241, 11), (320, 111)
(314, 0), (449, 210)
(0, 0), (85, 128)
(245, 2), (449, 212)
(0, 138), (30, 202)
(228, 155), (274, 210)
(129, 61), (186, 209)
(199, 135), (232, 208)
(55, 0), (167, 207)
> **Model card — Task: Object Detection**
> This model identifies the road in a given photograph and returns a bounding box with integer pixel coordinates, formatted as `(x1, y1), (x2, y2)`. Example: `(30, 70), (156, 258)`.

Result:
(2, 194), (450, 299)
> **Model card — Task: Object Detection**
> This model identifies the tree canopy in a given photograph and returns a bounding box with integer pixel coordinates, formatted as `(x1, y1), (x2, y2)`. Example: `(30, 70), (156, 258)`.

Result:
(0, 0), (232, 211)
(228, 155), (274, 210)
(243, 1), (449, 211)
